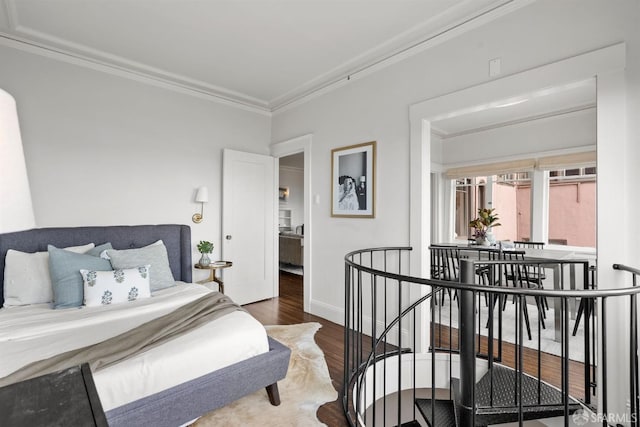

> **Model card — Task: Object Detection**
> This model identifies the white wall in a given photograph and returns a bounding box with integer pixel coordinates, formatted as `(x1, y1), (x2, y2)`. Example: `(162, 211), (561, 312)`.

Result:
(0, 44), (271, 281)
(627, 2), (640, 260)
(430, 133), (444, 165)
(279, 166), (304, 231)
(271, 0), (640, 324)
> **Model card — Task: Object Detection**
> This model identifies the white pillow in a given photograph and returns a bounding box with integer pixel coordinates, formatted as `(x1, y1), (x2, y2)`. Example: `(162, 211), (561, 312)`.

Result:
(3, 243), (95, 307)
(81, 265), (151, 307)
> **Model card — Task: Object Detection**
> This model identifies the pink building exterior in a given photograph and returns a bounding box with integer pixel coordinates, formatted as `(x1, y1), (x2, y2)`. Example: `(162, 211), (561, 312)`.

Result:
(547, 181), (596, 247)
(492, 182), (519, 242)
(492, 181), (596, 247)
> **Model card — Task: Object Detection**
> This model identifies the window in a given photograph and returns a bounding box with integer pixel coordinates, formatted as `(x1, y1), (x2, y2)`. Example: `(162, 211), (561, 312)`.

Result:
(447, 151), (596, 248)
(454, 173), (530, 242)
(494, 172), (531, 242)
(454, 177), (485, 240)
(547, 167), (596, 247)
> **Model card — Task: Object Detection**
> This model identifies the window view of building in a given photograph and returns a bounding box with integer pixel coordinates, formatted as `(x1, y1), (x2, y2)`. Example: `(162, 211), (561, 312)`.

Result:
(455, 173), (530, 242)
(547, 167), (596, 247)
(454, 165), (596, 248)
(454, 177), (485, 241)
(493, 172), (531, 242)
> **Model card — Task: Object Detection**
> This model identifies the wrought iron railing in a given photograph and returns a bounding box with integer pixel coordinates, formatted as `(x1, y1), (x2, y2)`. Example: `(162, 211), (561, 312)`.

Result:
(343, 247), (640, 427)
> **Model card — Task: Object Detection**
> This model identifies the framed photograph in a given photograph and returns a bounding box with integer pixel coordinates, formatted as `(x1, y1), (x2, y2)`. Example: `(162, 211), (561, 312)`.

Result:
(331, 141), (376, 218)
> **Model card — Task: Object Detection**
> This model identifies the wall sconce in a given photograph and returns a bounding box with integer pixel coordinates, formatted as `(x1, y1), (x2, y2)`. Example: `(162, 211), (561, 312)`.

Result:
(279, 187), (289, 201)
(192, 186), (208, 224)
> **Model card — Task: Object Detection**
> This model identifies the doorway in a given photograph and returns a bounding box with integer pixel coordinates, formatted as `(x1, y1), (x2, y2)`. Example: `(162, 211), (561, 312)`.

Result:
(278, 153), (305, 313)
(278, 153), (305, 292)
(271, 134), (312, 313)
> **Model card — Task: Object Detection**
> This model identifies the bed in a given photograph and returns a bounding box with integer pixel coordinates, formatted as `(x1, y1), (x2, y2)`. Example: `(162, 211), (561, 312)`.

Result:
(0, 224), (291, 427)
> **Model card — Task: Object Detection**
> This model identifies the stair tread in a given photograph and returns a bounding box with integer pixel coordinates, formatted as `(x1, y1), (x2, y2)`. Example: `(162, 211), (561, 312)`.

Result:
(415, 365), (583, 426)
(473, 365), (582, 425)
(415, 398), (457, 427)
(450, 378), (462, 426)
(475, 365), (579, 408)
(477, 403), (582, 415)
(396, 421), (422, 427)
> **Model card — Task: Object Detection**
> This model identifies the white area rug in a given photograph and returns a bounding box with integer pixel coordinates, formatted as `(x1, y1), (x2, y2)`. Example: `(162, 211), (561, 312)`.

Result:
(192, 322), (337, 426)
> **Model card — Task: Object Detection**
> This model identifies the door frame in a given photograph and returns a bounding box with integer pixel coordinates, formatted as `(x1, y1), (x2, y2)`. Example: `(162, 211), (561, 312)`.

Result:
(271, 134), (312, 313)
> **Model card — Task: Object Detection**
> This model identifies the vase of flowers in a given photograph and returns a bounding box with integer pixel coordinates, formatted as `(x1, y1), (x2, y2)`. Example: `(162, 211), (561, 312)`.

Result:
(197, 240), (214, 266)
(469, 208), (501, 246)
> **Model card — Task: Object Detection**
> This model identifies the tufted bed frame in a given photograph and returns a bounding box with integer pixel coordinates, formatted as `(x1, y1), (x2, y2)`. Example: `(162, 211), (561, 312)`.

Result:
(0, 224), (291, 426)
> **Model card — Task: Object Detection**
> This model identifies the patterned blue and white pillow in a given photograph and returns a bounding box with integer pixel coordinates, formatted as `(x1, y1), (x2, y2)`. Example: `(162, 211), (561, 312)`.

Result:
(80, 265), (151, 307)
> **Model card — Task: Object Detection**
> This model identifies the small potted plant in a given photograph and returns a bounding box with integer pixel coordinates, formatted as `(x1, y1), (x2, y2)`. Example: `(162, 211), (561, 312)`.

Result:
(469, 208), (501, 245)
(469, 218), (487, 244)
(197, 240), (214, 266)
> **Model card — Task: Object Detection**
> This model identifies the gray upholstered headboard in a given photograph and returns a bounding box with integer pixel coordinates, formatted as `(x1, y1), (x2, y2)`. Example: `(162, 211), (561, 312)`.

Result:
(0, 224), (192, 307)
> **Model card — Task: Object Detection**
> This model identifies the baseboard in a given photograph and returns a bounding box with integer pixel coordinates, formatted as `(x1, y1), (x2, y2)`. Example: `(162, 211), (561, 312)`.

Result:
(309, 299), (344, 326)
(309, 299), (410, 346)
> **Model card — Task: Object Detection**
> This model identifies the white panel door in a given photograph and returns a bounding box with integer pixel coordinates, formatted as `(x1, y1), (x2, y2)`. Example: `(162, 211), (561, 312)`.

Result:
(222, 149), (277, 305)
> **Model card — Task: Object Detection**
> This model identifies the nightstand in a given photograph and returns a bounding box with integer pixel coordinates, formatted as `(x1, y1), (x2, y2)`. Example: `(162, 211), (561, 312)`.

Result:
(195, 261), (233, 293)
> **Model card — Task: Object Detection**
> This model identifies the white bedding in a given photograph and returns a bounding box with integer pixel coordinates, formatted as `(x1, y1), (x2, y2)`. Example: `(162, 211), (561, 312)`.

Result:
(0, 282), (269, 411)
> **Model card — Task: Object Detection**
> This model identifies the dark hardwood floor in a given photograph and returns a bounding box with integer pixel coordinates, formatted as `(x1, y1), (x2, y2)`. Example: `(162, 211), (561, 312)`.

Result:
(244, 272), (591, 426)
(431, 323), (591, 400)
(244, 271), (348, 427)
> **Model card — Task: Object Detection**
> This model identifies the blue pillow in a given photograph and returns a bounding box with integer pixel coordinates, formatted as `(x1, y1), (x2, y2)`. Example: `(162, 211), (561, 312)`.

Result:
(48, 244), (113, 309)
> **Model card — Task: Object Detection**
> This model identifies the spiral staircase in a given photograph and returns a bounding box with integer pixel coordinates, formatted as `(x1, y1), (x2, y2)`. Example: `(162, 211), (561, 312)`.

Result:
(343, 247), (640, 427)
(415, 364), (581, 426)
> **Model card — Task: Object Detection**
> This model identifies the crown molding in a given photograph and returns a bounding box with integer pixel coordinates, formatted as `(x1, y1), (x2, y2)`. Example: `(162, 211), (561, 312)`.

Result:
(0, 31), (272, 116)
(430, 126), (448, 138)
(271, 0), (535, 114)
(1, 0), (271, 114)
(1, 0), (532, 115)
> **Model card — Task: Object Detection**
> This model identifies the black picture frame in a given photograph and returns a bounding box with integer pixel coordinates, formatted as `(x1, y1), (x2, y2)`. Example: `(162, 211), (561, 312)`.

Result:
(331, 141), (376, 218)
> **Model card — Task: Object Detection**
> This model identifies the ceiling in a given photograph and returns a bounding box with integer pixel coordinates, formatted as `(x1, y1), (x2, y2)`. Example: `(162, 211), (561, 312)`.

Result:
(430, 78), (596, 137)
(0, 0), (523, 113)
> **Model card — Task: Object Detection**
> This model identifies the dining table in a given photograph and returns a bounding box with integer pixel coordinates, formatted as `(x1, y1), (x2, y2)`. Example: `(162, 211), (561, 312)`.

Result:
(433, 242), (589, 342)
